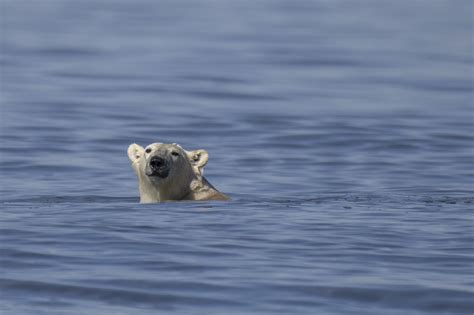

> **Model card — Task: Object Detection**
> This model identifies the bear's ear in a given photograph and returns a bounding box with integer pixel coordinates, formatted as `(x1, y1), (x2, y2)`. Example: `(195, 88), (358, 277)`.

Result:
(128, 143), (145, 163)
(187, 149), (209, 174)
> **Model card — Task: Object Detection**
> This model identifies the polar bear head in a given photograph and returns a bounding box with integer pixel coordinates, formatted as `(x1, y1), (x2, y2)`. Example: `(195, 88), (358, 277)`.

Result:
(128, 142), (208, 202)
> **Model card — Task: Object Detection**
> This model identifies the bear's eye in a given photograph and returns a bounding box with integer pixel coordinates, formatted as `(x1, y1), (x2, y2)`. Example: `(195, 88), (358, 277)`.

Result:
(171, 151), (179, 157)
(145, 148), (152, 154)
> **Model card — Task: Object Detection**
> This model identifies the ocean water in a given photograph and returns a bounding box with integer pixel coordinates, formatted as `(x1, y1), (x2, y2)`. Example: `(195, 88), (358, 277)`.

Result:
(1, 1), (473, 314)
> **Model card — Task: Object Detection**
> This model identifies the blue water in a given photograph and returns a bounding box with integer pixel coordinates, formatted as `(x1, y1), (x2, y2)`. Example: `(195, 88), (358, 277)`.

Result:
(1, 1), (473, 314)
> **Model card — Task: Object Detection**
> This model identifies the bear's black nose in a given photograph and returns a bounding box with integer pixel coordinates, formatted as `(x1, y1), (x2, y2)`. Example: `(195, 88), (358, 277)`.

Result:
(150, 156), (165, 170)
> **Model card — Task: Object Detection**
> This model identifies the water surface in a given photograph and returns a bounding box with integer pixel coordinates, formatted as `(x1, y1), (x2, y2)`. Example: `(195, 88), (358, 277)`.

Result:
(1, 1), (473, 314)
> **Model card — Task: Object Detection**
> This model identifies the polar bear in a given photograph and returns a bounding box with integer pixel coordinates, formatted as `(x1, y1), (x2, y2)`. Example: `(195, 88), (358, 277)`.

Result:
(127, 142), (229, 203)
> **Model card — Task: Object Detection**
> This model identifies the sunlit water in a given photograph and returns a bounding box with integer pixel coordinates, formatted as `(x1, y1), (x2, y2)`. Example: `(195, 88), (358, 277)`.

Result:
(1, 1), (473, 314)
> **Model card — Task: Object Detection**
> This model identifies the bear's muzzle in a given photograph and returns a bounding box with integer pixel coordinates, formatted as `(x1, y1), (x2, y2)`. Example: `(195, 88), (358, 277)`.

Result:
(146, 156), (170, 178)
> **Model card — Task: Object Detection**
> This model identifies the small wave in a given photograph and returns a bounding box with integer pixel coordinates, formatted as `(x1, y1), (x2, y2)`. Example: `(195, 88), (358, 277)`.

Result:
(0, 278), (248, 309)
(2, 193), (473, 207)
(2, 196), (138, 205)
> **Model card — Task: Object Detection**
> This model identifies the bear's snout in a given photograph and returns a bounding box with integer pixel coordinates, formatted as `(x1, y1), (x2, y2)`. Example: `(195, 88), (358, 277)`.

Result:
(150, 156), (165, 169)
(146, 156), (170, 178)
